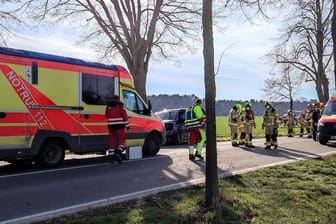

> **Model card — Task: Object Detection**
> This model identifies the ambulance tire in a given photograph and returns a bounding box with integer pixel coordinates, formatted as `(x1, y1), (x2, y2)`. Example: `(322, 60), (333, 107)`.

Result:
(35, 139), (65, 168)
(143, 133), (161, 156)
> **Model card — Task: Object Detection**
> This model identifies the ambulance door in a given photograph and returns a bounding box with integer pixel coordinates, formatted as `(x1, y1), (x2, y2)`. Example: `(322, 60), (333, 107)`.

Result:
(78, 71), (117, 153)
(0, 59), (33, 151)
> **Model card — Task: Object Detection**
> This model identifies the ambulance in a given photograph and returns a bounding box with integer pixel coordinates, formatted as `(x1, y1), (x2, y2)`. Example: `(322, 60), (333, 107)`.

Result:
(317, 92), (336, 145)
(0, 47), (165, 167)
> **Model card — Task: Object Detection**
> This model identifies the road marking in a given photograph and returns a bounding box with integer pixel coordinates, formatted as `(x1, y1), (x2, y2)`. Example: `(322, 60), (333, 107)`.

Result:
(1, 177), (206, 224)
(0, 156), (162, 179)
(4, 150), (336, 224)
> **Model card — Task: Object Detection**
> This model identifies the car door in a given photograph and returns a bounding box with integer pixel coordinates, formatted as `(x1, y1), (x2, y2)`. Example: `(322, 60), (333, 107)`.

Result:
(177, 109), (189, 142)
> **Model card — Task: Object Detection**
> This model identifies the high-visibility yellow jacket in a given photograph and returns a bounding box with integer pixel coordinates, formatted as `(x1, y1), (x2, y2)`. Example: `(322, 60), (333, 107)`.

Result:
(185, 104), (205, 128)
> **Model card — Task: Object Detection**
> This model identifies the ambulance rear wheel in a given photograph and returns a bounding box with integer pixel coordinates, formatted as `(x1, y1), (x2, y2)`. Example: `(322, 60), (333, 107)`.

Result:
(143, 133), (161, 156)
(35, 139), (65, 168)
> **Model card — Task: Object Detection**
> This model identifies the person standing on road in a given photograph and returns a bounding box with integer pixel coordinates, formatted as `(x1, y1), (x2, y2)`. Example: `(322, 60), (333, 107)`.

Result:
(298, 110), (306, 137)
(195, 99), (206, 158)
(262, 101), (279, 150)
(305, 104), (313, 138)
(238, 106), (246, 145)
(105, 95), (129, 163)
(228, 104), (241, 147)
(244, 102), (256, 148)
(185, 99), (205, 160)
(312, 103), (323, 141)
(286, 110), (295, 137)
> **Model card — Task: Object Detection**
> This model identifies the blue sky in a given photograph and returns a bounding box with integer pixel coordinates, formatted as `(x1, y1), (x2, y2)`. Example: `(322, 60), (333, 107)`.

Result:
(6, 16), (321, 102)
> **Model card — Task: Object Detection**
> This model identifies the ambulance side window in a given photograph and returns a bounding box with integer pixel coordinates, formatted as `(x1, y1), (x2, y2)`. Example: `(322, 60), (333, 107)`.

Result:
(82, 73), (115, 105)
(122, 90), (147, 115)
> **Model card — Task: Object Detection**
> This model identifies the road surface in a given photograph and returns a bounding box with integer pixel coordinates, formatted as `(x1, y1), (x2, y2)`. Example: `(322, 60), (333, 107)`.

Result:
(0, 137), (335, 224)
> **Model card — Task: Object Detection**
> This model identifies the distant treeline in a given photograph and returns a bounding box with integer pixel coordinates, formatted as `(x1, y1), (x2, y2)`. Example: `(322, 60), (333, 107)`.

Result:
(148, 94), (312, 116)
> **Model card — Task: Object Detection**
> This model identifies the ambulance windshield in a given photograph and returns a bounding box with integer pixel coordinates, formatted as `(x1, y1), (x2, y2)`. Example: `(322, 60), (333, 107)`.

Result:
(323, 100), (336, 115)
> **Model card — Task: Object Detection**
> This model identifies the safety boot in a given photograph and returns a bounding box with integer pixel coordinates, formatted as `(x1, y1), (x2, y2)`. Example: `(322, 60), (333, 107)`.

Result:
(195, 153), (204, 160)
(113, 148), (123, 164)
(189, 154), (195, 160)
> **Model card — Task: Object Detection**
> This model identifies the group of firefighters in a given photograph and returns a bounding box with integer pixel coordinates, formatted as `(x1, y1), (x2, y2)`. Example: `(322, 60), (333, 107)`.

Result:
(105, 96), (325, 162)
(185, 99), (325, 160)
(184, 99), (278, 160)
(228, 101), (278, 150)
(288, 102), (325, 141)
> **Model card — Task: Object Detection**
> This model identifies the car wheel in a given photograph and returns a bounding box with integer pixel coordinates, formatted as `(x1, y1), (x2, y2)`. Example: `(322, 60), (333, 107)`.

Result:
(319, 139), (328, 145)
(143, 133), (162, 156)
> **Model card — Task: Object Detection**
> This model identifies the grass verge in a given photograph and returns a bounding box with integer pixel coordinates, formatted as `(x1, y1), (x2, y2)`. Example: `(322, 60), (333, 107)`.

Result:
(34, 154), (336, 224)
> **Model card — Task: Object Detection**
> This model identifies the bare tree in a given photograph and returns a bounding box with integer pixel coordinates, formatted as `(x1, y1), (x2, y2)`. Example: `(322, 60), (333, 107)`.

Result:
(203, 0), (218, 208)
(0, 0), (26, 46)
(263, 64), (302, 111)
(270, 0), (333, 103)
(16, 0), (202, 100)
(332, 0), (336, 91)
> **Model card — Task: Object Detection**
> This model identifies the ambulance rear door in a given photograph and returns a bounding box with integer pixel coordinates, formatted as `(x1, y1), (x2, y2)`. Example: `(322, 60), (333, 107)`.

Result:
(0, 58), (34, 154)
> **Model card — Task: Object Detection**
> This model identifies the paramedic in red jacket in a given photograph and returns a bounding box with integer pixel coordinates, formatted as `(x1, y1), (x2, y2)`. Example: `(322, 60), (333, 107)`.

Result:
(105, 95), (129, 162)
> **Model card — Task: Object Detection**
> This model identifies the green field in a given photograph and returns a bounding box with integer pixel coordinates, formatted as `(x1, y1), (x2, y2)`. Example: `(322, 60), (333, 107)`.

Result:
(216, 116), (300, 141)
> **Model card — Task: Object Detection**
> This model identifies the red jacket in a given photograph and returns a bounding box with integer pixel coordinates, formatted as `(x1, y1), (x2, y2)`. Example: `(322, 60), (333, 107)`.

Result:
(105, 100), (129, 130)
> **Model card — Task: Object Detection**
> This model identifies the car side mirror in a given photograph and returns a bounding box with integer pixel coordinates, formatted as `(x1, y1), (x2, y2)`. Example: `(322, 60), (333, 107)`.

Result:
(0, 112), (6, 119)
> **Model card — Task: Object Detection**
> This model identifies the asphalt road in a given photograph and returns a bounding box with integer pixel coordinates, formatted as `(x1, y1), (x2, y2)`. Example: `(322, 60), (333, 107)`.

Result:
(1, 137), (336, 224)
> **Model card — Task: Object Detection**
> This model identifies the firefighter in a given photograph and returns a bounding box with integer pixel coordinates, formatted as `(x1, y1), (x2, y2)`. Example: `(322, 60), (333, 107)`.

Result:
(244, 102), (256, 148)
(228, 104), (241, 147)
(286, 110), (295, 137)
(185, 99), (205, 160)
(305, 104), (313, 138)
(298, 110), (306, 137)
(262, 101), (279, 149)
(105, 95), (129, 163)
(238, 106), (246, 145)
(195, 99), (206, 159)
(312, 103), (322, 141)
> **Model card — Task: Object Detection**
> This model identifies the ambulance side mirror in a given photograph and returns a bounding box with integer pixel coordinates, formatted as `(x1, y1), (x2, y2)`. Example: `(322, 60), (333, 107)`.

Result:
(144, 100), (152, 116)
(0, 112), (6, 119)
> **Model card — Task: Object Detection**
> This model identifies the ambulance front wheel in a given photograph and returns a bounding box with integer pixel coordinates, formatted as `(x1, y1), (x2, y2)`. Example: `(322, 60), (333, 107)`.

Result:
(143, 133), (161, 156)
(35, 139), (66, 168)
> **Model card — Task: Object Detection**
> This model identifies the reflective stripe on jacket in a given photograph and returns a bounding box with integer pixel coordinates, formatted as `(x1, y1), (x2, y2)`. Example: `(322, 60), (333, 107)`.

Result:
(105, 100), (129, 129)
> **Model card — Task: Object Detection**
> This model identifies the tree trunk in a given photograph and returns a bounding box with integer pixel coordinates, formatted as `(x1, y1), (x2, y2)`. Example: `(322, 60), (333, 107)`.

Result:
(316, 0), (329, 103)
(203, 0), (219, 208)
(130, 65), (148, 102)
(332, 0), (336, 92)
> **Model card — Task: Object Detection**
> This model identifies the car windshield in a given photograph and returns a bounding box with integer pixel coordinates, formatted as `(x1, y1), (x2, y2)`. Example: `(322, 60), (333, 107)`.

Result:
(156, 110), (178, 120)
(323, 100), (336, 115)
